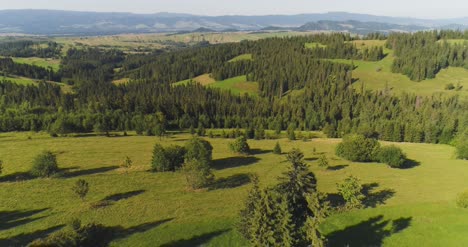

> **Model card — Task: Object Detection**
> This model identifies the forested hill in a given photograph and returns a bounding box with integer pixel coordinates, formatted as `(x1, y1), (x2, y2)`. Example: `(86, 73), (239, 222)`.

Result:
(0, 32), (467, 147)
(2, 9), (468, 35)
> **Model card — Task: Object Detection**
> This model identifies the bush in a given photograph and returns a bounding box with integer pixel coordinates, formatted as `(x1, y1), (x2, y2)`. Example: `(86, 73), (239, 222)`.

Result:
(181, 159), (214, 190)
(185, 137), (213, 165)
(457, 191), (468, 208)
(229, 136), (250, 155)
(318, 154), (329, 168)
(456, 132), (468, 160)
(72, 179), (89, 201)
(151, 144), (186, 172)
(273, 142), (282, 154)
(377, 145), (407, 168)
(336, 134), (380, 162)
(120, 156), (133, 170)
(30, 151), (59, 178)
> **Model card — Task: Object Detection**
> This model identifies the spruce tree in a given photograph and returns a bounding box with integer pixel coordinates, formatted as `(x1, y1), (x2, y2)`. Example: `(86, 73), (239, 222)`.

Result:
(273, 142), (282, 155)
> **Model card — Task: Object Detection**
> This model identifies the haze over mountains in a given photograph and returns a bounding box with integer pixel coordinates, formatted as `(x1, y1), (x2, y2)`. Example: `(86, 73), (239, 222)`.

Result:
(2, 9), (468, 35)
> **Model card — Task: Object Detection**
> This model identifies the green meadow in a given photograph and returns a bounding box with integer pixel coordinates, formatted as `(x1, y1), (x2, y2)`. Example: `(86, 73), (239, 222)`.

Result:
(1, 131), (468, 246)
(11, 57), (61, 72)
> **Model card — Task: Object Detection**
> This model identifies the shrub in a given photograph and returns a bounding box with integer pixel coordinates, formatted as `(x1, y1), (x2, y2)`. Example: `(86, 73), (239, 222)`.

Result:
(318, 154), (329, 168)
(229, 136), (250, 155)
(120, 156), (133, 170)
(273, 142), (282, 154)
(337, 175), (365, 209)
(181, 159), (214, 190)
(30, 151), (59, 178)
(72, 179), (89, 201)
(445, 83), (455, 90)
(456, 132), (468, 160)
(185, 137), (213, 165)
(456, 190), (468, 208)
(377, 145), (407, 168)
(336, 134), (380, 162)
(151, 144), (186, 172)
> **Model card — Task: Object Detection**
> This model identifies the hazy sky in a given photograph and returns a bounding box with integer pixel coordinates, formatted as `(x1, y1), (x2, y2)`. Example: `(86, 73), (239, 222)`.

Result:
(1, 0), (468, 19)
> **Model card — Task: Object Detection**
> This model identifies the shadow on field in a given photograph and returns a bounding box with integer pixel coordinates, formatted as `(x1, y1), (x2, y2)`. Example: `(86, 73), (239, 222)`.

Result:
(250, 148), (270, 155)
(327, 215), (411, 246)
(161, 229), (229, 247)
(362, 183), (396, 208)
(0, 208), (49, 231)
(111, 218), (174, 241)
(0, 172), (35, 183)
(213, 157), (260, 170)
(327, 164), (349, 171)
(102, 190), (146, 202)
(62, 166), (119, 178)
(305, 157), (318, 161)
(400, 159), (421, 169)
(0, 224), (65, 246)
(210, 174), (251, 190)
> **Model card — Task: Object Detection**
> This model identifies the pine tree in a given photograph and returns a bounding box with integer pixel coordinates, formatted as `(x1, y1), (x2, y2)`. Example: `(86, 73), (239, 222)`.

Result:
(273, 142), (282, 155)
(238, 175), (261, 239)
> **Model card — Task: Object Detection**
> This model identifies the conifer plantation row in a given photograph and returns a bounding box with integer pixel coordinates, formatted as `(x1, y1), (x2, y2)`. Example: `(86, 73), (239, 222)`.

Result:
(0, 32), (467, 146)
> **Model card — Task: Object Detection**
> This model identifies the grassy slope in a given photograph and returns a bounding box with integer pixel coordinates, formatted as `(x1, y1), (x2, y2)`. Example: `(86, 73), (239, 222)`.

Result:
(1, 132), (468, 246)
(305, 42), (327, 49)
(0, 75), (35, 85)
(12, 57), (61, 72)
(228, 54), (253, 62)
(208, 75), (258, 95)
(173, 74), (216, 87)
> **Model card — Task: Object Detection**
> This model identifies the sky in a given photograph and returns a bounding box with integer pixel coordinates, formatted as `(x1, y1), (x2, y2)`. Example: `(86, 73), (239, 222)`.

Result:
(1, 0), (468, 19)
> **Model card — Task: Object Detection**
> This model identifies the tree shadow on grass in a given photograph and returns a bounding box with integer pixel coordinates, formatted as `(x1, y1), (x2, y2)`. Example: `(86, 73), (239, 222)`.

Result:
(0, 172), (35, 183)
(305, 157), (318, 162)
(0, 224), (65, 246)
(161, 229), (229, 247)
(112, 218), (174, 241)
(400, 158), (421, 169)
(102, 190), (146, 202)
(362, 183), (396, 208)
(250, 148), (270, 155)
(62, 166), (119, 178)
(210, 174), (251, 190)
(327, 164), (349, 171)
(0, 208), (49, 231)
(212, 157), (260, 170)
(327, 215), (412, 247)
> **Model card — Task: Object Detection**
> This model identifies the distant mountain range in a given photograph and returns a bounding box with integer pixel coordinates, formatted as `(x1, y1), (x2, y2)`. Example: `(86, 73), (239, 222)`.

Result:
(1, 9), (468, 35)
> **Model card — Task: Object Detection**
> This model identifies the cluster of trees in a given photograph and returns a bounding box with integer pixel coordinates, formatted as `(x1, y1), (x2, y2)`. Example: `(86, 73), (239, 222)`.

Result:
(388, 31), (468, 81)
(238, 149), (329, 246)
(152, 137), (214, 189)
(0, 40), (62, 58)
(336, 134), (407, 168)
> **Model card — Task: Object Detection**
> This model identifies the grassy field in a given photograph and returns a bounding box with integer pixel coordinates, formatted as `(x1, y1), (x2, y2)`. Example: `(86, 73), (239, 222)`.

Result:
(174, 75), (258, 95)
(208, 75), (258, 95)
(228, 54), (253, 62)
(0, 131), (468, 246)
(11, 57), (61, 72)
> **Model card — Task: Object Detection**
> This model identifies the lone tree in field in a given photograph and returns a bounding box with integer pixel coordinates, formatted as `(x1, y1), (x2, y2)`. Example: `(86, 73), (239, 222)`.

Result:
(273, 142), (282, 154)
(229, 136), (250, 155)
(72, 179), (89, 201)
(337, 175), (365, 209)
(376, 145), (407, 168)
(318, 154), (329, 169)
(30, 151), (59, 178)
(185, 137), (213, 165)
(181, 159), (214, 190)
